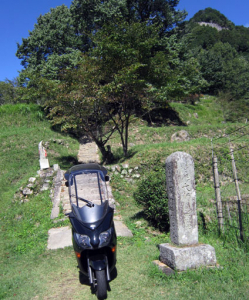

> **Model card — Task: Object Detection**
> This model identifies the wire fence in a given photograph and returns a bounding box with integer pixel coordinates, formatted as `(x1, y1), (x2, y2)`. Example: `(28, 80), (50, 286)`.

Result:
(211, 122), (249, 247)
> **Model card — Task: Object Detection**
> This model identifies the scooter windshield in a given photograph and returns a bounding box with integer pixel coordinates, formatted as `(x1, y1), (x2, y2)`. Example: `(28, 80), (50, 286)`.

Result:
(69, 170), (109, 207)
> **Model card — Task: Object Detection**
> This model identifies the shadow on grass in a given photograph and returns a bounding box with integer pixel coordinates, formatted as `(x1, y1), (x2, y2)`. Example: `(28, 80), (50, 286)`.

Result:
(57, 155), (79, 170)
(142, 107), (186, 127)
(130, 210), (147, 221)
(131, 210), (170, 233)
(111, 148), (137, 164)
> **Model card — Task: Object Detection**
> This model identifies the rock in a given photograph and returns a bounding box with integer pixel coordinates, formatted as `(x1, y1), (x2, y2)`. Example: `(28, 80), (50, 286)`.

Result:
(40, 183), (50, 191)
(125, 178), (133, 183)
(122, 164), (129, 169)
(121, 169), (128, 176)
(111, 165), (118, 172)
(53, 164), (59, 171)
(37, 170), (46, 177)
(170, 130), (190, 143)
(135, 221), (142, 227)
(22, 187), (33, 195)
(29, 177), (36, 183)
(45, 170), (54, 177)
(193, 113), (198, 118)
(132, 174), (141, 179)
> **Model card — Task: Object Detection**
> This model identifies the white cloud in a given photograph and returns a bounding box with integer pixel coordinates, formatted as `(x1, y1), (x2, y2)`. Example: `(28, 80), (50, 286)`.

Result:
(244, 23), (249, 27)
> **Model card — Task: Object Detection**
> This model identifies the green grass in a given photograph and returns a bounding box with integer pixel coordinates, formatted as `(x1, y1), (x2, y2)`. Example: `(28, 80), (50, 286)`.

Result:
(1, 99), (249, 299)
(0, 104), (79, 299)
(2, 233), (249, 299)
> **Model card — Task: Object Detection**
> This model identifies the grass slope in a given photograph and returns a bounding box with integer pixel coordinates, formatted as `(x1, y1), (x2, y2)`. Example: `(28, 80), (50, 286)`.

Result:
(0, 104), (79, 299)
(1, 99), (249, 299)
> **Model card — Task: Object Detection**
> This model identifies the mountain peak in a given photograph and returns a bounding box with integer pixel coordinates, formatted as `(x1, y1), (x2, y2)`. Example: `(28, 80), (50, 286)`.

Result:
(190, 7), (235, 30)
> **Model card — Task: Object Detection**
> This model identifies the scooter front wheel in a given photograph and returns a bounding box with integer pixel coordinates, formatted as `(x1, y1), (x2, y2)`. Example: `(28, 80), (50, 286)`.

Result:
(95, 270), (107, 300)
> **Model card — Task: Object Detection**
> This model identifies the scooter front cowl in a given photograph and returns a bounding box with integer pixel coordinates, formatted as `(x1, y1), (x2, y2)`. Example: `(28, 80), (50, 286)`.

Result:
(91, 234), (100, 248)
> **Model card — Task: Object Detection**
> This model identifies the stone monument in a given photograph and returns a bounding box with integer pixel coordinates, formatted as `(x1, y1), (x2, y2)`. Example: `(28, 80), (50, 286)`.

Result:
(159, 152), (216, 271)
(38, 141), (50, 170)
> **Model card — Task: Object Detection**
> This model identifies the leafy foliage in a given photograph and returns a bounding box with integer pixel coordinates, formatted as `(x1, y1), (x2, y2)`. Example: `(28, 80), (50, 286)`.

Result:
(0, 79), (18, 105)
(44, 18), (202, 157)
(134, 169), (169, 231)
(16, 5), (82, 82)
(70, 0), (186, 35)
(198, 42), (249, 98)
(17, 0), (186, 84)
(14, 2), (249, 146)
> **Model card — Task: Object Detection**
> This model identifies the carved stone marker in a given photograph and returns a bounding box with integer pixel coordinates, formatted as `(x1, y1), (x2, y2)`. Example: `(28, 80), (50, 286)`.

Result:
(165, 151), (198, 245)
(159, 152), (217, 271)
(39, 141), (50, 170)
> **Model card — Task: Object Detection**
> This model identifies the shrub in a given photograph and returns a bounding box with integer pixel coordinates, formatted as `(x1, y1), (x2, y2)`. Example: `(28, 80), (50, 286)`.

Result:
(134, 170), (169, 232)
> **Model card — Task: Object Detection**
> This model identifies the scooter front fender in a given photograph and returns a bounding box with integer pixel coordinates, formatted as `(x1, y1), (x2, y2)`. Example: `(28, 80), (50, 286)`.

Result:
(90, 259), (106, 271)
(88, 255), (110, 282)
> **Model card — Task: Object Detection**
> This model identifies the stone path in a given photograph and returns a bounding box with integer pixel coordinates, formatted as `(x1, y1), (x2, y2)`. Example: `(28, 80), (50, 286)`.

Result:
(47, 139), (132, 250)
(77, 136), (100, 164)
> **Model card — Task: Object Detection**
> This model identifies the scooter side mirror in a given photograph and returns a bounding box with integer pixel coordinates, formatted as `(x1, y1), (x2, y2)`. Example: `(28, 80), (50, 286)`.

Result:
(105, 175), (109, 182)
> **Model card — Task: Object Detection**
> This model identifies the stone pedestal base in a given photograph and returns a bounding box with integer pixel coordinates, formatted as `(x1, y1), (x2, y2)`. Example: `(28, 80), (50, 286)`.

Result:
(159, 243), (217, 271)
(40, 158), (50, 170)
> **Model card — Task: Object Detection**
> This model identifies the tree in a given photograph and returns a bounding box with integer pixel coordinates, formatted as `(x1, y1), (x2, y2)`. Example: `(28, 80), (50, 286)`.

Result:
(46, 20), (160, 158)
(17, 72), (60, 104)
(70, 0), (186, 34)
(0, 79), (19, 105)
(17, 1), (186, 76)
(198, 42), (249, 97)
(16, 1), (190, 157)
(45, 57), (116, 161)
(16, 5), (82, 82)
(46, 18), (203, 157)
(186, 25), (220, 50)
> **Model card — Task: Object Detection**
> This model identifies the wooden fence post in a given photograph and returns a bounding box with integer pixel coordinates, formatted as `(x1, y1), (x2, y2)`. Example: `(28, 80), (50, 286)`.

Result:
(230, 146), (244, 242)
(212, 155), (224, 232)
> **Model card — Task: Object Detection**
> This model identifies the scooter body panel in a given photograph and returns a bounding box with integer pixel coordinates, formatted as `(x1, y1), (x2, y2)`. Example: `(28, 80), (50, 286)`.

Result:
(71, 219), (117, 277)
(65, 163), (117, 293)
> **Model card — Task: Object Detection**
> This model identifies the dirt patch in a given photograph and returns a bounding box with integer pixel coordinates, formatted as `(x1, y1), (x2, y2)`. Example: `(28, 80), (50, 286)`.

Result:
(37, 269), (91, 300)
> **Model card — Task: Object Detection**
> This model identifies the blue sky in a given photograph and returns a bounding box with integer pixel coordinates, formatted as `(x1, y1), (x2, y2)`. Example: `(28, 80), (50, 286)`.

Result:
(1, 0), (249, 82)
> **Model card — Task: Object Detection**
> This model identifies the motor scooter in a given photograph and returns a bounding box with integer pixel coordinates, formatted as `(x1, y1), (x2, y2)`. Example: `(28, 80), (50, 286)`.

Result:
(65, 163), (117, 299)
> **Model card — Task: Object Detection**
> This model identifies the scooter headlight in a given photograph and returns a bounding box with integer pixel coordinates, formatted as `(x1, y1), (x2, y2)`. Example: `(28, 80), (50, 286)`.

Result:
(75, 233), (93, 249)
(99, 228), (112, 248)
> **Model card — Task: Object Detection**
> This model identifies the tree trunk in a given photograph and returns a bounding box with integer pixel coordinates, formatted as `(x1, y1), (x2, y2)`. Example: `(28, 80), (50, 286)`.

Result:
(123, 116), (130, 157)
(88, 132), (108, 162)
